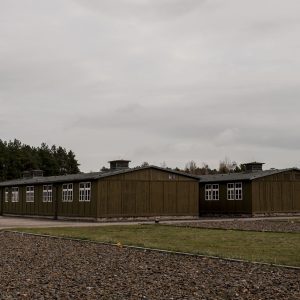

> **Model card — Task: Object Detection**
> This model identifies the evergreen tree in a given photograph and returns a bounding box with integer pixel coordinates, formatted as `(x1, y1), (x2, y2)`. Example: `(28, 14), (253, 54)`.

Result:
(0, 139), (81, 181)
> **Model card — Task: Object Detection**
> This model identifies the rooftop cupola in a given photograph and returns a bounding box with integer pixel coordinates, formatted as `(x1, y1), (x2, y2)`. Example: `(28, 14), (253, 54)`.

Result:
(243, 162), (264, 173)
(108, 159), (131, 171)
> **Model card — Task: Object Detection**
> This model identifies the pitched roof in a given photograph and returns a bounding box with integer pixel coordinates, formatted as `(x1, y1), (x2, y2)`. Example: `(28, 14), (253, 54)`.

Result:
(108, 159), (131, 163)
(0, 165), (198, 187)
(0, 172), (100, 187)
(243, 161), (265, 166)
(198, 168), (300, 183)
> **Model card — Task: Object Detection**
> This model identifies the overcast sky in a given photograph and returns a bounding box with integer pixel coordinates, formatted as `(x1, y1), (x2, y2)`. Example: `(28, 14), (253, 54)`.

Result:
(1, 0), (299, 172)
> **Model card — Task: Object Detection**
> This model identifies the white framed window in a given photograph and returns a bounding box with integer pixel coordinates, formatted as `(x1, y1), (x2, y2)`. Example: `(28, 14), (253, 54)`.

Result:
(43, 185), (53, 202)
(5, 188), (9, 202)
(168, 174), (176, 180)
(11, 187), (19, 202)
(205, 184), (212, 200)
(227, 182), (243, 200)
(26, 186), (34, 202)
(235, 183), (243, 200)
(212, 184), (219, 200)
(62, 183), (73, 202)
(79, 182), (91, 202)
(227, 183), (235, 200)
(205, 184), (219, 201)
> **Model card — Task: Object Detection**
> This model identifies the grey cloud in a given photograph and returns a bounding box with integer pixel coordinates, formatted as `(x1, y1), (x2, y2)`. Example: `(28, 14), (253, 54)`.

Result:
(0, 0), (299, 171)
(72, 85), (300, 152)
(72, 0), (206, 20)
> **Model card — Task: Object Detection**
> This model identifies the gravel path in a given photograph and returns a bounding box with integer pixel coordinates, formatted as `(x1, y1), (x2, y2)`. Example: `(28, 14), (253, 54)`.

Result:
(0, 232), (299, 299)
(169, 219), (300, 233)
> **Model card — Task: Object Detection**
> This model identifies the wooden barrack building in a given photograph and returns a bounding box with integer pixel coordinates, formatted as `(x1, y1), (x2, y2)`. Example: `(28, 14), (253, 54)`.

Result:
(0, 160), (299, 219)
(0, 161), (199, 219)
(199, 162), (300, 215)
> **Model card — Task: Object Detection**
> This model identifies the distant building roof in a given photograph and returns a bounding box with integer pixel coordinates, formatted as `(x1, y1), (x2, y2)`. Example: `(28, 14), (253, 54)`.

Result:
(198, 168), (300, 183)
(0, 166), (199, 187)
(108, 159), (131, 163)
(243, 161), (265, 166)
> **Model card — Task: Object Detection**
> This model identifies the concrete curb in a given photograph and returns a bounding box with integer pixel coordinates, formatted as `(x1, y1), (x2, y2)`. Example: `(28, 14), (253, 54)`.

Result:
(4, 230), (300, 271)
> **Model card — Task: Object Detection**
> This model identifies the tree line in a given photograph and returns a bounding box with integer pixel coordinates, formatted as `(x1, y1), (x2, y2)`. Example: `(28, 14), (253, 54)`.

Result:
(182, 158), (245, 175)
(0, 139), (80, 181)
(139, 158), (245, 175)
(0, 139), (246, 181)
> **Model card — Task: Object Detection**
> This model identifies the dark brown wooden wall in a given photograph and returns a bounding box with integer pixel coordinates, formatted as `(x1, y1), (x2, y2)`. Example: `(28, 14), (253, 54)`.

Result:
(2, 169), (299, 218)
(199, 181), (252, 214)
(0, 189), (2, 215)
(56, 182), (97, 218)
(1, 185), (54, 216)
(1, 181), (98, 218)
(252, 170), (300, 213)
(0, 168), (199, 218)
(97, 169), (199, 217)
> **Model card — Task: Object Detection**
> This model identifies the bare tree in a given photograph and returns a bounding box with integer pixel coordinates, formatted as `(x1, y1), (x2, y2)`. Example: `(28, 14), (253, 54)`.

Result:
(185, 160), (197, 174)
(160, 161), (167, 168)
(201, 162), (210, 175)
(219, 157), (237, 173)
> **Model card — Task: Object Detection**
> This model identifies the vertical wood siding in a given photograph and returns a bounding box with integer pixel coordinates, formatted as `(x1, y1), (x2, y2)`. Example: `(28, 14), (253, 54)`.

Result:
(97, 180), (198, 217)
(1, 185), (55, 216)
(1, 181), (97, 218)
(252, 170), (300, 213)
(97, 169), (199, 217)
(0, 168), (198, 218)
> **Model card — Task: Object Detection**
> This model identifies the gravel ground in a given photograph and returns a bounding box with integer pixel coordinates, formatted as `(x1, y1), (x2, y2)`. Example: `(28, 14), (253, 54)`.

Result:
(169, 219), (300, 233)
(0, 232), (299, 299)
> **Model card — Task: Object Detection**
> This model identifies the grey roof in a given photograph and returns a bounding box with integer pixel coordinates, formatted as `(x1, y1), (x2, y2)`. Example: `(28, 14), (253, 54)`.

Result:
(108, 159), (131, 163)
(198, 168), (300, 183)
(243, 161), (265, 165)
(0, 172), (101, 187)
(0, 165), (199, 187)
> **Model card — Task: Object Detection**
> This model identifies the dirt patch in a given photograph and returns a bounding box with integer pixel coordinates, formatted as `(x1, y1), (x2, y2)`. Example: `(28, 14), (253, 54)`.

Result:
(0, 231), (299, 299)
(170, 219), (300, 233)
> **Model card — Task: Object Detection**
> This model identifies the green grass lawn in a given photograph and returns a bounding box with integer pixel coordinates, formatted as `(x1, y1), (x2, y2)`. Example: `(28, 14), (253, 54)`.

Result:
(12, 225), (300, 267)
